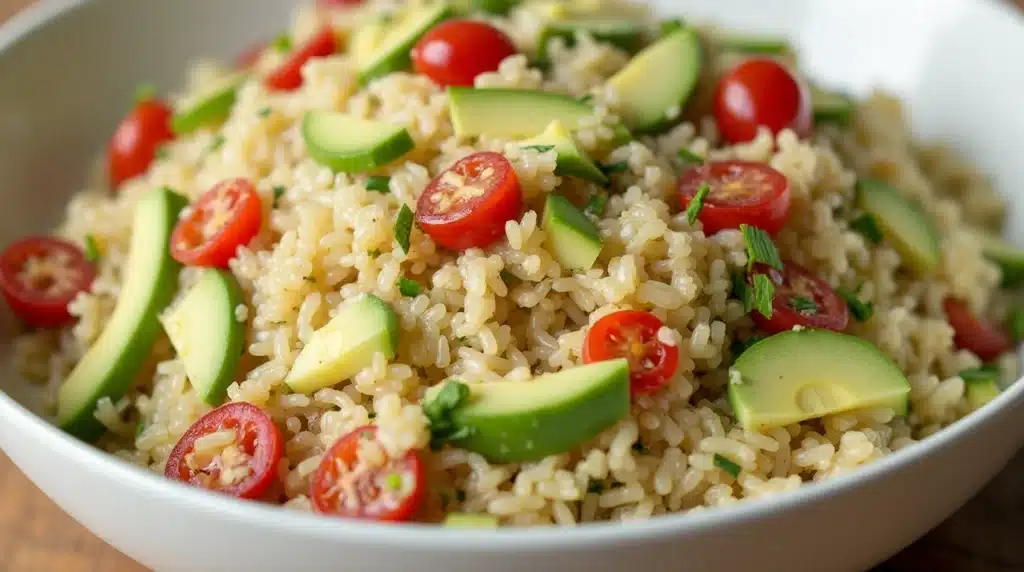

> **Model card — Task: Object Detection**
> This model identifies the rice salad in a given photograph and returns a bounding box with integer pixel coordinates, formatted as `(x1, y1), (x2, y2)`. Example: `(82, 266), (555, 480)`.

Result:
(5, 0), (1022, 528)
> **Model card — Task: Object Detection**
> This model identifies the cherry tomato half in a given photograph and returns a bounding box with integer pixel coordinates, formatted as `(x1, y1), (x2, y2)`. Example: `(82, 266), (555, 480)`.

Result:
(750, 261), (849, 334)
(416, 151), (523, 251)
(411, 19), (517, 87)
(309, 426), (425, 522)
(107, 98), (175, 189)
(265, 28), (338, 91)
(170, 178), (263, 268)
(583, 310), (679, 396)
(944, 298), (1012, 361)
(0, 237), (95, 328)
(678, 160), (791, 235)
(713, 58), (812, 144)
(165, 402), (284, 500)
(318, 0), (364, 6)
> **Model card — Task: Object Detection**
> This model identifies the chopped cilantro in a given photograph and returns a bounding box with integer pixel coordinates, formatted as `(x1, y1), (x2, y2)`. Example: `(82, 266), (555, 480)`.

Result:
(423, 380), (472, 450)
(836, 287), (873, 322)
(684, 182), (710, 226)
(398, 277), (421, 297)
(366, 176), (391, 194)
(849, 213), (883, 244)
(751, 273), (775, 318)
(713, 454), (741, 478)
(205, 134), (225, 156)
(599, 160), (629, 175)
(83, 235), (100, 263)
(741, 224), (783, 271)
(677, 148), (704, 165)
(788, 296), (817, 314)
(272, 185), (286, 208)
(959, 365), (1000, 384)
(585, 190), (608, 217)
(258, 107), (273, 118)
(271, 34), (293, 52)
(394, 204), (414, 254)
(521, 144), (555, 153)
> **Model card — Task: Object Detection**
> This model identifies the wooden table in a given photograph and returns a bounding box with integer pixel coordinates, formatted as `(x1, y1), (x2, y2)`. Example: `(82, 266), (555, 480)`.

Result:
(1, 1), (1024, 571)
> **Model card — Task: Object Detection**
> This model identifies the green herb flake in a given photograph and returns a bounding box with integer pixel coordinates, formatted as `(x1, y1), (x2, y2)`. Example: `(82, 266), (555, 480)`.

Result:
(959, 366), (1000, 384)
(751, 273), (775, 318)
(849, 213), (883, 245)
(677, 148), (704, 165)
(154, 144), (171, 161)
(367, 411), (377, 419)
(586, 480), (604, 494)
(398, 277), (421, 297)
(579, 94), (595, 104)
(730, 335), (764, 359)
(271, 34), (293, 53)
(133, 83), (157, 104)
(423, 380), (473, 450)
(368, 249), (381, 259)
(600, 160), (629, 175)
(366, 176), (391, 194)
(394, 204), (414, 255)
(659, 18), (686, 38)
(272, 185), (286, 208)
(83, 235), (100, 263)
(684, 182), (711, 226)
(836, 287), (874, 322)
(1007, 308), (1024, 343)
(788, 296), (817, 314)
(631, 441), (648, 454)
(134, 418), (146, 438)
(205, 134), (226, 156)
(521, 144), (555, 153)
(385, 473), (402, 490)
(258, 107), (273, 118)
(585, 190), (608, 218)
(713, 453), (741, 478)
(500, 269), (514, 284)
(302, 275), (316, 283)
(741, 224), (783, 271)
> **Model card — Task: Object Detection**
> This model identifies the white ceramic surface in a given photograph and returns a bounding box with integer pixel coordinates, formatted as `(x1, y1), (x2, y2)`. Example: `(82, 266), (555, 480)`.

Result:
(1, 1), (1023, 571)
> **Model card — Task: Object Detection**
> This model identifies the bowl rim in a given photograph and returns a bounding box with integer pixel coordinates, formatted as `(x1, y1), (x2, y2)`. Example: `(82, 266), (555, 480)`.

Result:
(2, 0), (1023, 552)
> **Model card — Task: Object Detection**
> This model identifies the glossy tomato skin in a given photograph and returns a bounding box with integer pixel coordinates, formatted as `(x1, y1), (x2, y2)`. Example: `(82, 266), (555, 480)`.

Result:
(713, 58), (813, 144)
(0, 237), (95, 328)
(416, 152), (523, 251)
(944, 298), (1012, 361)
(164, 402), (284, 500)
(411, 19), (517, 87)
(265, 28), (338, 91)
(582, 310), (680, 396)
(170, 178), (263, 268)
(107, 99), (175, 189)
(309, 426), (426, 522)
(750, 261), (849, 334)
(678, 160), (791, 235)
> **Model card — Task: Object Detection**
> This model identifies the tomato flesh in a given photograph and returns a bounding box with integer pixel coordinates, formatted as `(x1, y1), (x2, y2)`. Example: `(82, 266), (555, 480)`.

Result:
(265, 28), (338, 91)
(309, 426), (425, 522)
(678, 160), (791, 235)
(164, 402), (284, 500)
(944, 298), (1012, 361)
(170, 178), (263, 268)
(416, 152), (523, 251)
(0, 237), (95, 328)
(713, 58), (812, 144)
(749, 261), (848, 334)
(583, 310), (679, 396)
(107, 98), (175, 189)
(411, 19), (517, 87)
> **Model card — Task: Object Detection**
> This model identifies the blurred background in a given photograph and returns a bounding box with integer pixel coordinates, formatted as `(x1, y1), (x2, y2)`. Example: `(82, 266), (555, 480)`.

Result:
(0, 0), (1021, 570)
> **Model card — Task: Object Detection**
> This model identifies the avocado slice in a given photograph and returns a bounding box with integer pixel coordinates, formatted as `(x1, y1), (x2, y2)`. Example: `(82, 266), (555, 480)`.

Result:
(285, 293), (400, 394)
(57, 188), (188, 440)
(536, 19), (644, 63)
(426, 359), (629, 462)
(302, 110), (415, 173)
(519, 120), (607, 185)
(442, 513), (500, 528)
(728, 330), (911, 431)
(811, 85), (855, 125)
(447, 87), (631, 144)
(606, 27), (701, 133)
(715, 32), (790, 55)
(354, 2), (453, 84)
(968, 229), (1024, 287)
(966, 378), (1001, 411)
(855, 179), (941, 275)
(160, 269), (245, 405)
(542, 193), (603, 272)
(171, 73), (247, 135)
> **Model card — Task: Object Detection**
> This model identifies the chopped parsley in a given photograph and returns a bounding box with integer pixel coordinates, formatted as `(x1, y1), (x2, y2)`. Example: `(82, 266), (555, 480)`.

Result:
(684, 182), (710, 226)
(659, 18), (686, 38)
(713, 454), (741, 478)
(394, 204), (414, 255)
(271, 34), (293, 52)
(83, 235), (100, 263)
(272, 185), (286, 208)
(836, 287), (874, 322)
(366, 176), (391, 194)
(740, 224), (783, 271)
(258, 107), (273, 118)
(751, 273), (775, 318)
(730, 334), (765, 358)
(521, 144), (555, 153)
(1007, 308), (1024, 343)
(585, 190), (608, 217)
(959, 365), (1000, 384)
(133, 83), (156, 104)
(599, 160), (629, 175)
(788, 296), (817, 314)
(398, 277), (421, 297)
(849, 213), (883, 245)
(154, 144), (171, 161)
(135, 418), (146, 438)
(677, 148), (704, 165)
(204, 134), (225, 157)
(423, 380), (473, 450)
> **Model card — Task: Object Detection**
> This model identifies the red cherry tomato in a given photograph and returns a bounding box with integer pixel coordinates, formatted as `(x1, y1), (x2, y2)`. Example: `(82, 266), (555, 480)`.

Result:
(713, 58), (812, 144)
(165, 402), (284, 500)
(0, 237), (95, 328)
(749, 261), (849, 334)
(265, 28), (338, 91)
(416, 152), (523, 251)
(411, 19), (517, 87)
(235, 41), (266, 70)
(309, 426), (425, 522)
(678, 160), (791, 235)
(944, 298), (1012, 361)
(107, 98), (175, 189)
(170, 178), (263, 268)
(583, 310), (679, 396)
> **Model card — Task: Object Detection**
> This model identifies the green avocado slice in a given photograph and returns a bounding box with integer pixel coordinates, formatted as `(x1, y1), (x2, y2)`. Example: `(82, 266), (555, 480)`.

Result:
(519, 120), (607, 185)
(302, 110), (415, 173)
(542, 193), (603, 272)
(171, 73), (247, 134)
(855, 179), (941, 275)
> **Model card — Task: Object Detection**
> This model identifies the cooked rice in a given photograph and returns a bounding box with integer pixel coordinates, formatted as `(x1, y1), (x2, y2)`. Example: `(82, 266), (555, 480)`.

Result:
(13, 0), (1020, 527)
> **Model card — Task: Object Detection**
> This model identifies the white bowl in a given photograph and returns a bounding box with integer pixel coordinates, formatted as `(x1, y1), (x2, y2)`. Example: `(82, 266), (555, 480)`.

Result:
(1, 1), (1023, 571)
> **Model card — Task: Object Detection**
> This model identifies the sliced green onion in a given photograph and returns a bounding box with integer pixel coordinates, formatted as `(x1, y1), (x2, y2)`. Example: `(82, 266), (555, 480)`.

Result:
(83, 235), (100, 263)
(713, 453), (741, 478)
(836, 287), (873, 322)
(394, 204), (414, 255)
(271, 34), (293, 53)
(258, 107), (273, 118)
(849, 213), (883, 244)
(398, 277), (421, 297)
(366, 176), (391, 194)
(677, 148), (704, 166)
(272, 185), (286, 208)
(521, 144), (555, 153)
(684, 182), (710, 226)
(959, 366), (1000, 384)
(788, 296), (817, 314)
(585, 190), (608, 217)
(600, 160), (629, 175)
